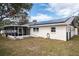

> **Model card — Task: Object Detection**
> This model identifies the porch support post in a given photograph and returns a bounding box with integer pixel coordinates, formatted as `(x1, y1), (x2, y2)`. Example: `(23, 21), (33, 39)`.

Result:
(11, 27), (12, 36)
(13, 26), (15, 36)
(22, 27), (23, 36)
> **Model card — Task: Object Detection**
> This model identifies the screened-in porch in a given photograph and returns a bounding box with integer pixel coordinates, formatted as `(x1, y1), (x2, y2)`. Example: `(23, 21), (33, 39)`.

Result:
(3, 26), (30, 36)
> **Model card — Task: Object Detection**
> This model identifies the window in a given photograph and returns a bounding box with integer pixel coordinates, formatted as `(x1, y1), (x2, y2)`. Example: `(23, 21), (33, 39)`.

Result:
(33, 28), (35, 32)
(51, 27), (56, 32)
(37, 28), (39, 32)
(33, 28), (39, 32)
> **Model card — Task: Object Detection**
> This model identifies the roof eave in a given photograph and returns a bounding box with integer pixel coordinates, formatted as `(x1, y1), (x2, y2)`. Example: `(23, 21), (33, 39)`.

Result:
(1, 24), (30, 28)
(30, 23), (67, 27)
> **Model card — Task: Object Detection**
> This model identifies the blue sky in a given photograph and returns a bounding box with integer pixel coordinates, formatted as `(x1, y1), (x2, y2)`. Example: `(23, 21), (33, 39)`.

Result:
(29, 3), (79, 22)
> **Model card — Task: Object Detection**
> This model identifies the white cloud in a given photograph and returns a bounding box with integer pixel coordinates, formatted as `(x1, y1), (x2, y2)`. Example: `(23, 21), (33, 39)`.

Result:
(30, 13), (53, 22)
(57, 8), (72, 17)
(30, 3), (79, 22)
(46, 3), (79, 17)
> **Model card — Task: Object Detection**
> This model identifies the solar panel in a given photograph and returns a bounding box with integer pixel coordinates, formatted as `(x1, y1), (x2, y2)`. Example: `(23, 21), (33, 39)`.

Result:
(33, 17), (70, 25)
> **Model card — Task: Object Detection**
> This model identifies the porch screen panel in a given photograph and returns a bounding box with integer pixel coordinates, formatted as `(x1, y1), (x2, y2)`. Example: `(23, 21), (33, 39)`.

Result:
(19, 27), (22, 36)
(15, 27), (18, 36)
(23, 27), (27, 35)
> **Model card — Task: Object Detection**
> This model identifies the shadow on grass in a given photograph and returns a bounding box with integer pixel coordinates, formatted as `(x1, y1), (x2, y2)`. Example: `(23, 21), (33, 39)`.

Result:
(0, 48), (12, 56)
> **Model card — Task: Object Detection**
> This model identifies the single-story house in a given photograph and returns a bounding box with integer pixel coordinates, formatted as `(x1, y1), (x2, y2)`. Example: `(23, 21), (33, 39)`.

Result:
(0, 16), (79, 41)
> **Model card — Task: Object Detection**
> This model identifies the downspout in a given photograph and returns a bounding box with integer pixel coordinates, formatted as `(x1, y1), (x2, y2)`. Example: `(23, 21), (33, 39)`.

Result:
(66, 25), (68, 41)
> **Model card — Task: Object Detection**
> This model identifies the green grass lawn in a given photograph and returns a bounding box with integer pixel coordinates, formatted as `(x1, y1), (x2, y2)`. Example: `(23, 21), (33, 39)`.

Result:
(0, 35), (79, 56)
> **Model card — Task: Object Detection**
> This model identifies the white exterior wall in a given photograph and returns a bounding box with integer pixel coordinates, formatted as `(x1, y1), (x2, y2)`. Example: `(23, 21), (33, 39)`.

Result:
(66, 25), (77, 40)
(8, 35), (30, 40)
(70, 26), (75, 37)
(75, 28), (78, 35)
(30, 25), (67, 41)
(50, 26), (67, 41)
(66, 25), (74, 40)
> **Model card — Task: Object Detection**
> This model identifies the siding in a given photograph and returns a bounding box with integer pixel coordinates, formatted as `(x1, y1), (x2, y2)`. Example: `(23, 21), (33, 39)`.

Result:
(30, 25), (67, 41)
(66, 25), (75, 40)
(71, 26), (75, 37)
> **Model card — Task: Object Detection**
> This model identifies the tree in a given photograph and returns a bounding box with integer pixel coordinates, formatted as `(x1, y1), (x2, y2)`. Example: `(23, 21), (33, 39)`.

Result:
(73, 16), (79, 28)
(18, 14), (29, 25)
(11, 3), (32, 14)
(0, 3), (33, 21)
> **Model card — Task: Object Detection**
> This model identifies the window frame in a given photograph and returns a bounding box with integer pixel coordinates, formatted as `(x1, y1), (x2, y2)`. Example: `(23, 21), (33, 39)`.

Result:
(33, 28), (36, 32)
(51, 27), (56, 32)
(33, 28), (39, 32)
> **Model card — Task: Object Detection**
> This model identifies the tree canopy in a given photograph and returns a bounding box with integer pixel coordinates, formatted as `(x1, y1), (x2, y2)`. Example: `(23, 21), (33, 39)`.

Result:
(0, 3), (33, 20)
(0, 3), (33, 26)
